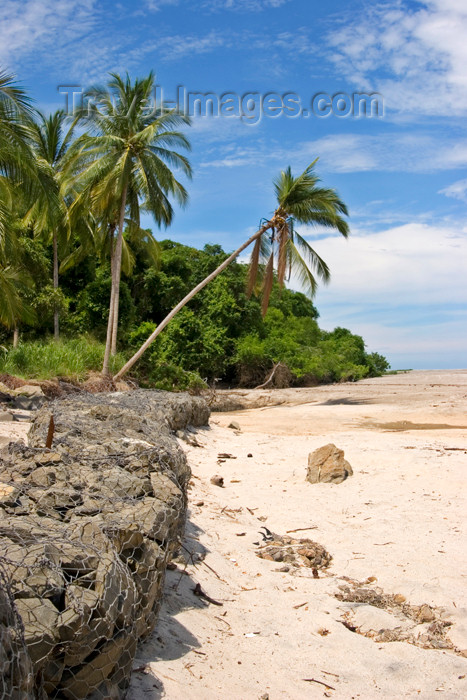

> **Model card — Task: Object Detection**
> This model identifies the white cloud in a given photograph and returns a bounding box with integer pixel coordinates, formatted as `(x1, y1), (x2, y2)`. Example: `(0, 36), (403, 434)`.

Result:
(155, 31), (231, 61)
(439, 178), (467, 202)
(307, 222), (467, 306)
(202, 0), (290, 11)
(198, 129), (467, 174)
(0, 0), (98, 69)
(301, 221), (467, 367)
(145, 0), (179, 10)
(297, 133), (467, 173)
(326, 0), (467, 117)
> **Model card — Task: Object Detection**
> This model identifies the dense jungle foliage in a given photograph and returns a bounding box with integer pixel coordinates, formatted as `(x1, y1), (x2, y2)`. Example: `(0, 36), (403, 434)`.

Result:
(0, 235), (389, 389)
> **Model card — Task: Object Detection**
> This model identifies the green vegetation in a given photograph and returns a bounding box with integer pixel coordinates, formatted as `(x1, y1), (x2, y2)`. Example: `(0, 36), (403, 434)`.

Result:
(0, 337), (126, 380)
(0, 68), (390, 389)
(0, 238), (389, 388)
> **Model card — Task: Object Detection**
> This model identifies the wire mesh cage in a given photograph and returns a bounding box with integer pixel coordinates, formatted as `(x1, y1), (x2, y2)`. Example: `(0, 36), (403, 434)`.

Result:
(0, 391), (209, 699)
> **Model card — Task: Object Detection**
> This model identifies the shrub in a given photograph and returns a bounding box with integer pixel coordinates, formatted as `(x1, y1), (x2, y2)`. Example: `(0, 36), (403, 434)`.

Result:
(143, 361), (206, 393)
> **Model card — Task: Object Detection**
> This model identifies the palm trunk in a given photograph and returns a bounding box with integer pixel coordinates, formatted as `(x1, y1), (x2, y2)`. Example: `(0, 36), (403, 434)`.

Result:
(114, 219), (274, 381)
(13, 327), (19, 348)
(102, 284), (115, 376)
(102, 225), (117, 376)
(110, 185), (128, 356)
(53, 232), (59, 341)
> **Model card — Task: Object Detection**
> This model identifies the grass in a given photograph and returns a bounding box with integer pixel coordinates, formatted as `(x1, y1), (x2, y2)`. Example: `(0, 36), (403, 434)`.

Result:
(0, 336), (127, 381)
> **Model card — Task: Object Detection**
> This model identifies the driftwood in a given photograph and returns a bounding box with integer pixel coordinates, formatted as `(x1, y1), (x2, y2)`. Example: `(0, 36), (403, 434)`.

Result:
(253, 362), (285, 390)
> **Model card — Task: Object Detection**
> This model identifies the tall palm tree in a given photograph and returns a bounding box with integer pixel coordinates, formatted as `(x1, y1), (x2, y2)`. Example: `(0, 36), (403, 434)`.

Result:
(27, 110), (76, 340)
(114, 160), (349, 381)
(70, 71), (191, 374)
(0, 70), (35, 184)
(0, 70), (37, 335)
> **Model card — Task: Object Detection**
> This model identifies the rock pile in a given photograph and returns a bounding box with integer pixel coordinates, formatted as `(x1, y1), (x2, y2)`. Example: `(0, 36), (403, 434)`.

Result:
(0, 390), (209, 699)
(256, 533), (332, 571)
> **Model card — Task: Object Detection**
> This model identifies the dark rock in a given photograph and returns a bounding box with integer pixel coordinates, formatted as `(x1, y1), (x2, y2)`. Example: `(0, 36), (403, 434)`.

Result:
(0, 572), (35, 699)
(13, 395), (46, 411)
(14, 597), (59, 664)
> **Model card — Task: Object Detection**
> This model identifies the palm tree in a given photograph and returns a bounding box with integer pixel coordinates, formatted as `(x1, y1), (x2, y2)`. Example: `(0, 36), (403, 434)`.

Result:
(70, 71), (191, 374)
(0, 70), (37, 336)
(0, 70), (35, 183)
(114, 160), (349, 381)
(27, 110), (76, 340)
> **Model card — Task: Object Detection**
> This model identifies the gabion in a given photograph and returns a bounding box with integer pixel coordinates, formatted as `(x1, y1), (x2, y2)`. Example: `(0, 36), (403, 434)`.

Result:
(0, 390), (209, 699)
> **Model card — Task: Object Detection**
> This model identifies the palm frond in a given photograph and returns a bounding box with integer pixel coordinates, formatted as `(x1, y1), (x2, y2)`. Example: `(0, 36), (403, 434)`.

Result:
(291, 230), (331, 284)
(0, 265), (34, 328)
(247, 237), (261, 297)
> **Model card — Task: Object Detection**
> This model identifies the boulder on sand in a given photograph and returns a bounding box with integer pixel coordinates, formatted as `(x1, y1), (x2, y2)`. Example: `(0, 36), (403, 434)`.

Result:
(306, 443), (353, 484)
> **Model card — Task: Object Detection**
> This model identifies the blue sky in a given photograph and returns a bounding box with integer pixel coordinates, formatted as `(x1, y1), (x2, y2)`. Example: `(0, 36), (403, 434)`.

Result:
(2, 0), (466, 369)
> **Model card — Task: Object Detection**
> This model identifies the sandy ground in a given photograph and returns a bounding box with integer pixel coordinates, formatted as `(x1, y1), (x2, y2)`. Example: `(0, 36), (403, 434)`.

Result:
(2, 371), (466, 699)
(129, 370), (467, 699)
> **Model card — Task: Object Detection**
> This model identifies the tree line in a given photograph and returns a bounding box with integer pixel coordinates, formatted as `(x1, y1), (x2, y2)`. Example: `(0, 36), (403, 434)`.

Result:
(0, 68), (389, 387)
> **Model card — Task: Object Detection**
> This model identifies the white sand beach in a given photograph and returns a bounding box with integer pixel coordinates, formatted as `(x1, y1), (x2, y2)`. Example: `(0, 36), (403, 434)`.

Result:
(129, 370), (467, 699)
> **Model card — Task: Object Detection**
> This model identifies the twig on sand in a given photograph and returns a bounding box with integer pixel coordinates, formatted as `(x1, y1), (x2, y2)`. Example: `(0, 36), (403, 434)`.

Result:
(215, 615), (232, 629)
(373, 542), (395, 546)
(192, 582), (224, 606)
(202, 560), (226, 582)
(302, 678), (336, 690)
(181, 543), (197, 565)
(286, 526), (318, 533)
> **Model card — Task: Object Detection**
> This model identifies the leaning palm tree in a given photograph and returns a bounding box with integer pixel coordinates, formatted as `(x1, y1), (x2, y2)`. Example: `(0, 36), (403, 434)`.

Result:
(27, 110), (76, 340)
(114, 160), (349, 381)
(69, 71), (191, 374)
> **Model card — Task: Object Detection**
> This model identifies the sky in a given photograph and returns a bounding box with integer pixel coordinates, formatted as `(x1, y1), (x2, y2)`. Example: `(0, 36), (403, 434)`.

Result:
(2, 0), (466, 369)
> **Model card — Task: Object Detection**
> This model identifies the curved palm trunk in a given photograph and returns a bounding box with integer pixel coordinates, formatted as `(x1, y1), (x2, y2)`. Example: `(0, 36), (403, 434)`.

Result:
(53, 232), (59, 341)
(114, 219), (274, 381)
(110, 185), (128, 356)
